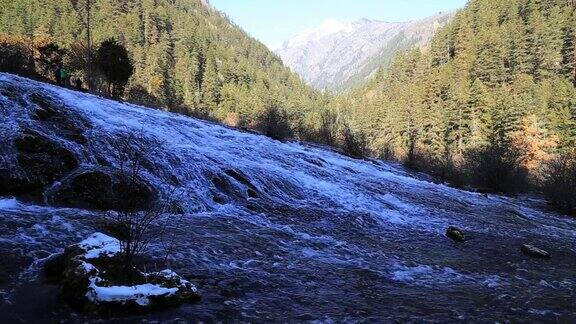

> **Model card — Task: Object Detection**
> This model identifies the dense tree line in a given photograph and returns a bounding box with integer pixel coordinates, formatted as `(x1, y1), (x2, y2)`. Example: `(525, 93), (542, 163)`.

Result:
(339, 0), (576, 212)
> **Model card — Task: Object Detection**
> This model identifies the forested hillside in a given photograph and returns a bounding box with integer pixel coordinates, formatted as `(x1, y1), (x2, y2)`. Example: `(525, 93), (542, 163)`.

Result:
(0, 0), (323, 132)
(340, 0), (576, 203)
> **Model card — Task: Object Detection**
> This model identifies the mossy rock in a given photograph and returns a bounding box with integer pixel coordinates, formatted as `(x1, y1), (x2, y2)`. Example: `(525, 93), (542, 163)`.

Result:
(45, 233), (201, 315)
(445, 226), (466, 243)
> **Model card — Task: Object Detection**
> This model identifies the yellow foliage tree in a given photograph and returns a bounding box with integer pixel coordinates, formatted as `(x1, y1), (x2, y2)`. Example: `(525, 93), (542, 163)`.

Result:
(511, 114), (559, 172)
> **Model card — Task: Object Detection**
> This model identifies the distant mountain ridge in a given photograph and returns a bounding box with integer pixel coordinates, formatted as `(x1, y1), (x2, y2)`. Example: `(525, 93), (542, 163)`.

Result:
(276, 12), (455, 91)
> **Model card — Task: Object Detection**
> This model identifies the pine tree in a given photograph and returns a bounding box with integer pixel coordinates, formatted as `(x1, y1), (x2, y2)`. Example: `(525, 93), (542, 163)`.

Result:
(560, 12), (576, 85)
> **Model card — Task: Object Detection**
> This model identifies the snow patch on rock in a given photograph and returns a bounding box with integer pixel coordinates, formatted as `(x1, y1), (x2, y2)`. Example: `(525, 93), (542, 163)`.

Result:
(78, 232), (121, 259)
(87, 281), (179, 306)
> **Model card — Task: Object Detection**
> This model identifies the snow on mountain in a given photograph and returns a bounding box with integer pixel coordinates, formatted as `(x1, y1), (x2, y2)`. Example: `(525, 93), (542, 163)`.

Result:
(285, 19), (349, 49)
(1, 74), (576, 322)
(276, 12), (455, 91)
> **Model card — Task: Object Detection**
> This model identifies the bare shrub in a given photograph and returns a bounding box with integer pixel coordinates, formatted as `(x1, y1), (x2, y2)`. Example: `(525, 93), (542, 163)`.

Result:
(0, 35), (35, 75)
(464, 143), (528, 193)
(256, 104), (293, 141)
(103, 132), (180, 277)
(403, 148), (466, 187)
(341, 124), (369, 158)
(33, 39), (66, 80)
(126, 85), (163, 109)
(543, 155), (576, 215)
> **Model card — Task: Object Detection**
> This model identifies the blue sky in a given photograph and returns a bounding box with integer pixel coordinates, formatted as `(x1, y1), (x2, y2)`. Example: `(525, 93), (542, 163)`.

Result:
(210, 0), (469, 49)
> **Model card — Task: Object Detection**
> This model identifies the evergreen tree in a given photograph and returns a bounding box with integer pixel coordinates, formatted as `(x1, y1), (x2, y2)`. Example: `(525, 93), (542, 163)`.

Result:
(560, 12), (576, 85)
(96, 38), (134, 98)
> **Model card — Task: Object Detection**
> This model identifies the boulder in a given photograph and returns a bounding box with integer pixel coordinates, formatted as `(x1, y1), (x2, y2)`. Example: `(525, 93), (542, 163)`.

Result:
(42, 252), (66, 284)
(12, 129), (78, 195)
(49, 168), (155, 212)
(46, 233), (200, 315)
(446, 226), (466, 243)
(0, 168), (38, 197)
(521, 244), (550, 259)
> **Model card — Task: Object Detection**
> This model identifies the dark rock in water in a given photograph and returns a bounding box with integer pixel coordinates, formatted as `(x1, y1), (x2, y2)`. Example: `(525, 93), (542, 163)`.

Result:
(49, 168), (155, 212)
(42, 252), (66, 284)
(446, 226), (466, 242)
(12, 129), (78, 195)
(211, 170), (260, 201)
(0, 247), (34, 285)
(50, 170), (115, 210)
(212, 193), (227, 204)
(48, 233), (200, 315)
(521, 244), (551, 259)
(0, 168), (37, 197)
(225, 169), (260, 194)
(0, 84), (27, 106)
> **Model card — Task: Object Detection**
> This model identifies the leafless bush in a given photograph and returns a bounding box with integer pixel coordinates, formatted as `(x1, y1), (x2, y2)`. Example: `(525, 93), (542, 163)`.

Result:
(543, 155), (576, 215)
(464, 143), (528, 193)
(0, 35), (35, 75)
(104, 132), (181, 275)
(403, 148), (466, 187)
(341, 124), (369, 158)
(256, 104), (293, 141)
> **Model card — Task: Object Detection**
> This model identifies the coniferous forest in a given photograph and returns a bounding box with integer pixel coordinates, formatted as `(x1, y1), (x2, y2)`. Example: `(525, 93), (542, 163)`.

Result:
(338, 0), (576, 211)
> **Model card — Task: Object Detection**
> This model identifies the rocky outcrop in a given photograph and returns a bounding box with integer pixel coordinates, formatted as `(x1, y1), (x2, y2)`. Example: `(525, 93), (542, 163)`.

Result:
(48, 168), (155, 212)
(2, 129), (79, 199)
(521, 244), (551, 259)
(43, 233), (200, 315)
(445, 226), (466, 243)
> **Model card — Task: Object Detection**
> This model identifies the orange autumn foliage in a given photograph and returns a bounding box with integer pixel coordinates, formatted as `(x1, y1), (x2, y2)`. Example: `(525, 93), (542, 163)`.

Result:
(511, 115), (559, 172)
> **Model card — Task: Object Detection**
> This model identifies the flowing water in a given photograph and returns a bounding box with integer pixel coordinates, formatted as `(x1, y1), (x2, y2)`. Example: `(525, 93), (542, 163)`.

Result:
(0, 74), (575, 322)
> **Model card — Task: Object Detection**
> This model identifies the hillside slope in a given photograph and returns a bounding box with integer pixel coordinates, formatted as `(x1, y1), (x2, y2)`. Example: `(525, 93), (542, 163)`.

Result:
(0, 0), (320, 128)
(344, 0), (576, 195)
(276, 12), (454, 91)
(1, 74), (576, 322)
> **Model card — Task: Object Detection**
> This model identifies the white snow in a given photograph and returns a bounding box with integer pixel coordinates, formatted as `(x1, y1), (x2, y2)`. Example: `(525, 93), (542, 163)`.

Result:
(0, 198), (19, 209)
(86, 281), (178, 306)
(78, 232), (121, 259)
(79, 260), (97, 273)
(284, 19), (348, 49)
(73, 233), (195, 306)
